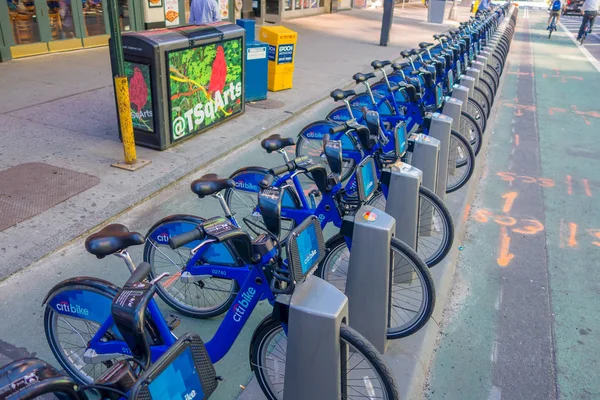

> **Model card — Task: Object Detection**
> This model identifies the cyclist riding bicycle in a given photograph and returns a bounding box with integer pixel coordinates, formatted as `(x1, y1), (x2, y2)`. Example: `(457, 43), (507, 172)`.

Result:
(548, 0), (562, 28)
(577, 0), (599, 41)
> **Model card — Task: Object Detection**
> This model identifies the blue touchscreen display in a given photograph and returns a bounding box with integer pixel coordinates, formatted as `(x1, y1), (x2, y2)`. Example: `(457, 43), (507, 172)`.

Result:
(361, 160), (376, 200)
(148, 348), (204, 400)
(395, 123), (407, 157)
(296, 222), (320, 276)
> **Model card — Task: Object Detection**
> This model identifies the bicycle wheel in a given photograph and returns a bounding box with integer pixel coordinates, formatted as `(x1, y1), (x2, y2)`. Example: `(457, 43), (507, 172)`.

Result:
(295, 134), (360, 182)
(478, 78), (495, 109)
(143, 218), (239, 318)
(44, 286), (124, 384)
(460, 110), (483, 156)
(316, 235), (435, 339)
(473, 87), (492, 120)
(485, 67), (500, 91)
(447, 129), (476, 193)
(465, 97), (487, 133)
(224, 167), (301, 242)
(367, 186), (454, 267)
(251, 318), (400, 400)
(548, 26), (553, 39)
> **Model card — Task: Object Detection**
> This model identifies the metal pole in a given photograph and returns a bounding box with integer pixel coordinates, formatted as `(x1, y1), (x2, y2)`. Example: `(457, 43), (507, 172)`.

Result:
(379, 0), (394, 46)
(108, 0), (138, 167)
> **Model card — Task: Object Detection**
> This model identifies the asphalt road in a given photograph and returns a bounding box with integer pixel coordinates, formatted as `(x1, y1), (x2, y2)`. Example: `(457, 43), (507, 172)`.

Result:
(427, 9), (600, 400)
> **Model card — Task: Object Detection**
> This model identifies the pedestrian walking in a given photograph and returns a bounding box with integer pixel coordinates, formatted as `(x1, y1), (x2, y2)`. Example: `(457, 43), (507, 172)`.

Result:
(189, 0), (220, 24)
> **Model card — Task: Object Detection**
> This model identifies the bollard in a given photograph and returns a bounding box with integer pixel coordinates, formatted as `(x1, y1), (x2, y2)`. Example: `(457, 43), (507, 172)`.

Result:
(427, 113), (453, 200)
(344, 205), (394, 354)
(283, 276), (349, 400)
(475, 56), (488, 70)
(408, 134), (440, 237)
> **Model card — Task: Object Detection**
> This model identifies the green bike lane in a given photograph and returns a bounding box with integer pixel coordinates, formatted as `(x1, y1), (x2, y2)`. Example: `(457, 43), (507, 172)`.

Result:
(426, 9), (600, 400)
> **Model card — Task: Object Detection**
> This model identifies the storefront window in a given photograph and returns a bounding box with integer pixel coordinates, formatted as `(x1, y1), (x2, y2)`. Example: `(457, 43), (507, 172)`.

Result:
(119, 0), (130, 31)
(48, 0), (76, 40)
(285, 0), (291, 10)
(294, 0), (300, 9)
(319, 0), (323, 6)
(310, 0), (317, 7)
(82, 0), (106, 36)
(6, 0), (41, 44)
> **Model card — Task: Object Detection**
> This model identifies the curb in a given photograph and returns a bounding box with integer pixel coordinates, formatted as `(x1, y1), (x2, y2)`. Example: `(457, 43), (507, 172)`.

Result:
(392, 51), (513, 400)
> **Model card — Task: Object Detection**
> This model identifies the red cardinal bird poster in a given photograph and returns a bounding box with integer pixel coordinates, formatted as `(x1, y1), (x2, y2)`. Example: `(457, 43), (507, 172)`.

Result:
(125, 62), (154, 132)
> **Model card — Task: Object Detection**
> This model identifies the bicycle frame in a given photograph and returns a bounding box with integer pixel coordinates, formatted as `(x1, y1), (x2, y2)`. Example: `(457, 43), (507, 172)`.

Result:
(82, 244), (279, 365)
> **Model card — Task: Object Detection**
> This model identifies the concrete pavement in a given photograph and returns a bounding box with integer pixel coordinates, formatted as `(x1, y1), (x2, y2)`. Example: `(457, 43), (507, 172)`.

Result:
(0, 4), (471, 280)
(426, 9), (600, 399)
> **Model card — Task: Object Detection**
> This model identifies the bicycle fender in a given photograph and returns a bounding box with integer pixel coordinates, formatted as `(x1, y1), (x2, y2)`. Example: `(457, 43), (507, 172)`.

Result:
(145, 213), (206, 240)
(42, 276), (118, 306)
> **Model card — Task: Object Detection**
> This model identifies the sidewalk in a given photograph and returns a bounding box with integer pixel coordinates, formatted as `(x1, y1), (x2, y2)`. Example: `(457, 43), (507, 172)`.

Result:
(0, 4), (471, 280)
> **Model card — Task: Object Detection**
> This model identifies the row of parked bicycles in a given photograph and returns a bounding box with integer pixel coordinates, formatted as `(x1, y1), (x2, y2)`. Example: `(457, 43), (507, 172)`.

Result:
(1, 4), (519, 400)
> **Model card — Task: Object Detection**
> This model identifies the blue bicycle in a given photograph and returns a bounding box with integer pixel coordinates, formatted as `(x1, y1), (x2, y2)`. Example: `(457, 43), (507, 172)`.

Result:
(43, 198), (400, 399)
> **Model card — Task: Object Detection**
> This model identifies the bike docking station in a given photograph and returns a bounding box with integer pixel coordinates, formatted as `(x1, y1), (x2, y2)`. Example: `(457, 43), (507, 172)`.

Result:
(257, 176), (350, 399)
(425, 113), (452, 200)
(343, 156), (395, 354)
(460, 74), (476, 98)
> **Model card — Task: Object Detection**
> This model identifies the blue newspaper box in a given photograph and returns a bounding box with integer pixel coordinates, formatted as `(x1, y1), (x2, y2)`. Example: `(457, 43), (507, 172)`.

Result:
(236, 19), (268, 102)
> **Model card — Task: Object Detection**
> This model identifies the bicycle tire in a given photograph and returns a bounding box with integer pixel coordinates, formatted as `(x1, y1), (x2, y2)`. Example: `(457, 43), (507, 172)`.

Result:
(465, 97), (487, 133)
(250, 318), (400, 400)
(447, 129), (476, 193)
(480, 72), (496, 100)
(44, 286), (124, 384)
(143, 217), (239, 318)
(316, 235), (435, 338)
(459, 110), (483, 156)
(295, 134), (359, 182)
(548, 27), (553, 39)
(484, 68), (500, 94)
(366, 186), (455, 267)
(473, 86), (492, 121)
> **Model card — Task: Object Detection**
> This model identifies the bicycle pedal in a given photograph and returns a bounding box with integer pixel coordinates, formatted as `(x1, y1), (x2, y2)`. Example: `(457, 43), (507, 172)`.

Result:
(166, 314), (181, 330)
(309, 189), (321, 197)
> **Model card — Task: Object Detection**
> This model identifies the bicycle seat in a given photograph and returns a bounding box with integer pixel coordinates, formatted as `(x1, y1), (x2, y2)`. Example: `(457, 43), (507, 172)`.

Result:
(330, 89), (356, 101)
(391, 62), (404, 71)
(419, 42), (433, 49)
(191, 173), (235, 198)
(371, 60), (391, 70)
(261, 134), (295, 153)
(85, 224), (145, 259)
(353, 72), (376, 83)
(400, 50), (411, 58)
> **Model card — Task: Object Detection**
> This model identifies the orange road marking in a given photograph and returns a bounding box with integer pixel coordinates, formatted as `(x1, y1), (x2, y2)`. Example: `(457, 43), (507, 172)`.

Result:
(163, 272), (182, 289)
(497, 172), (516, 183)
(463, 204), (471, 225)
(502, 192), (518, 213)
(513, 219), (545, 235)
(473, 209), (493, 223)
(497, 226), (515, 267)
(568, 222), (578, 248)
(582, 178), (592, 197)
(517, 175), (536, 183)
(514, 134), (520, 146)
(538, 178), (555, 188)
(587, 229), (600, 247)
(493, 215), (517, 226)
(566, 175), (573, 195)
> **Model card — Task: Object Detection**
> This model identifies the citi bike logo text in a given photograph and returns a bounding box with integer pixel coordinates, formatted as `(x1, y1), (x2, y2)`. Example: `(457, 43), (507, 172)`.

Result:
(185, 390), (197, 400)
(233, 287), (256, 322)
(304, 249), (317, 266)
(156, 233), (170, 243)
(304, 131), (323, 139)
(235, 181), (259, 192)
(366, 180), (374, 191)
(56, 301), (89, 316)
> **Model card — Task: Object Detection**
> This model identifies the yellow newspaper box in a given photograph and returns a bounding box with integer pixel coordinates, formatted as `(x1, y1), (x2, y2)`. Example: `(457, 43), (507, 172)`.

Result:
(259, 26), (298, 91)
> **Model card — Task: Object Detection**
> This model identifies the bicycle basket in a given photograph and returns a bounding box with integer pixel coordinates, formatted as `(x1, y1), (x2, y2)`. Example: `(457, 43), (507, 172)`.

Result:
(286, 216), (326, 283)
(129, 332), (217, 400)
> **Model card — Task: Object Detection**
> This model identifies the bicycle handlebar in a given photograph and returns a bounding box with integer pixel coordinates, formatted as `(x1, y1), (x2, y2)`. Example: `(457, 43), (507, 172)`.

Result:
(169, 226), (206, 249)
